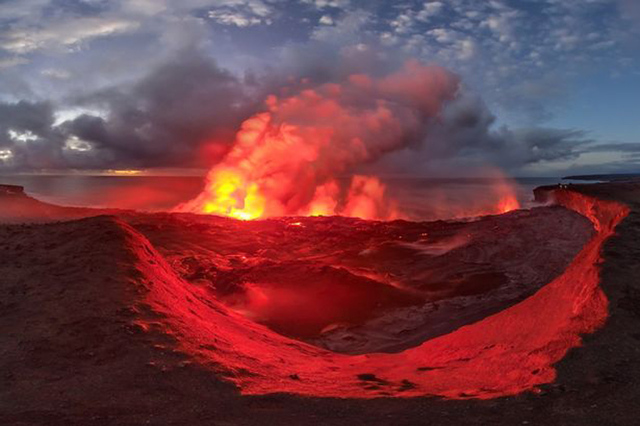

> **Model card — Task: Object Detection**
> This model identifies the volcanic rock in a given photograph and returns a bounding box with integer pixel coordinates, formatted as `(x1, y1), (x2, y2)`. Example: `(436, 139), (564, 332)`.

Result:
(1, 182), (638, 425)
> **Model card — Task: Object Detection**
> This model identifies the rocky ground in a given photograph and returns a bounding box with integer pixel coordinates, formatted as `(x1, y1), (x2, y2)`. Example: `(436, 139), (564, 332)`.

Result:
(1, 182), (639, 425)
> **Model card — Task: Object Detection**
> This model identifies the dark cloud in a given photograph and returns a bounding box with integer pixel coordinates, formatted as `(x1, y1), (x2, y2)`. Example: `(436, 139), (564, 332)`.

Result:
(491, 128), (590, 166)
(390, 92), (591, 171)
(59, 50), (257, 168)
(361, 90), (596, 177)
(0, 50), (260, 171)
(58, 48), (589, 175)
(556, 160), (640, 177)
(0, 47), (632, 177)
(578, 142), (640, 153)
(0, 100), (65, 170)
(0, 100), (55, 136)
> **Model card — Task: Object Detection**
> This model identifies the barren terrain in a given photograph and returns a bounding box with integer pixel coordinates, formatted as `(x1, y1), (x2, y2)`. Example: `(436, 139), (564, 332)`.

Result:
(1, 182), (639, 425)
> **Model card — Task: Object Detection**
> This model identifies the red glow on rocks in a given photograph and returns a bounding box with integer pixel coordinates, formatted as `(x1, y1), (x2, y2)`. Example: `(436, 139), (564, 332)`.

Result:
(136, 188), (628, 399)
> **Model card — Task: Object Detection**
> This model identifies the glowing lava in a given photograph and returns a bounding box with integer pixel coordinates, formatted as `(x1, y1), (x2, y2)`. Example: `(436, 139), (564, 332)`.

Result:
(178, 60), (520, 221)
(178, 61), (459, 220)
(149, 189), (630, 398)
(192, 164), (396, 221)
(200, 168), (265, 220)
(497, 195), (520, 214)
(478, 171), (521, 216)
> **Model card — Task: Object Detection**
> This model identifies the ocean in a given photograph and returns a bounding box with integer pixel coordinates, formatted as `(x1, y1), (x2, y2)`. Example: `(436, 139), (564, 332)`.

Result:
(0, 175), (564, 221)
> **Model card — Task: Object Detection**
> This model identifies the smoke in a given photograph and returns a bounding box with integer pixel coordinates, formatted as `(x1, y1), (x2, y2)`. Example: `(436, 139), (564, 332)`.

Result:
(0, 48), (601, 179)
(366, 90), (593, 177)
(424, 91), (590, 168)
(177, 60), (461, 219)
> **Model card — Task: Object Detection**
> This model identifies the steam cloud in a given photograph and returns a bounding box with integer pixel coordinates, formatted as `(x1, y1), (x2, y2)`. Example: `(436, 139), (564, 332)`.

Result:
(0, 49), (617, 176)
(178, 60), (460, 219)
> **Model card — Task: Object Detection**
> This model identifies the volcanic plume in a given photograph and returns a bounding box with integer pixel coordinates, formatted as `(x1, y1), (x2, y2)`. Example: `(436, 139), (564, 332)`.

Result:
(178, 60), (462, 220)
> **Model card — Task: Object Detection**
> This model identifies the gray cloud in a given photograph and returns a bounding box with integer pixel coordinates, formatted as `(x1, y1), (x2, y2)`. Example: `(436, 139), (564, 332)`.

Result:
(0, 100), (64, 169)
(579, 142), (640, 153)
(420, 91), (590, 167)
(365, 90), (594, 176)
(0, 50), (259, 170)
(59, 50), (257, 168)
(0, 0), (637, 176)
(0, 47), (627, 177)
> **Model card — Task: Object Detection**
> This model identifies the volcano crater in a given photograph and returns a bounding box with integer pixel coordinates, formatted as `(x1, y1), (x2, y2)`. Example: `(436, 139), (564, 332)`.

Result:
(0, 184), (630, 399)
(134, 204), (595, 355)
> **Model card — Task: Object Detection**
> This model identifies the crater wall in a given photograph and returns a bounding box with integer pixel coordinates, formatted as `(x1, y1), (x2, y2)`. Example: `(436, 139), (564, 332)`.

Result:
(137, 187), (629, 399)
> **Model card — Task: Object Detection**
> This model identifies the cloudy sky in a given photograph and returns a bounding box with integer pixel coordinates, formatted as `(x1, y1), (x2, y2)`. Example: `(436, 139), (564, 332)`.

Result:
(0, 0), (639, 176)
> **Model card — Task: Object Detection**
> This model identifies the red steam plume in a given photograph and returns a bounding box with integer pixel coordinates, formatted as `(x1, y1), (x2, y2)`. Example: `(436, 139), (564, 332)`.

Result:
(177, 60), (461, 220)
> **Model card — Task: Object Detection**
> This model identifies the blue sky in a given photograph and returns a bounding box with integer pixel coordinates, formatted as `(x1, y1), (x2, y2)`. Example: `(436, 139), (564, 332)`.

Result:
(548, 72), (640, 142)
(0, 0), (638, 176)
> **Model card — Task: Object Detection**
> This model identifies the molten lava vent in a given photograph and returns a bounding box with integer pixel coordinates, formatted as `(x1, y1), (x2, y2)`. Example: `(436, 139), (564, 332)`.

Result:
(177, 61), (470, 221)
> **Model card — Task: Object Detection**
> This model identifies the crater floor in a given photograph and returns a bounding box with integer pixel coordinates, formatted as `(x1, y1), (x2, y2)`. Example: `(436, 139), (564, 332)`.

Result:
(124, 206), (593, 354)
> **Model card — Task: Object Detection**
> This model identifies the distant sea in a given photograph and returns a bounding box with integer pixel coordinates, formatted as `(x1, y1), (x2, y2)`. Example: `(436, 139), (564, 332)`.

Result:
(0, 175), (567, 221)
